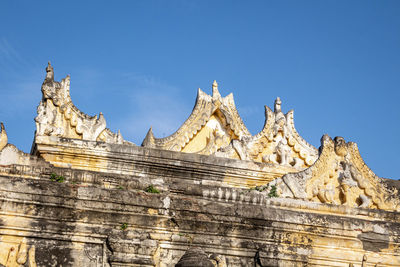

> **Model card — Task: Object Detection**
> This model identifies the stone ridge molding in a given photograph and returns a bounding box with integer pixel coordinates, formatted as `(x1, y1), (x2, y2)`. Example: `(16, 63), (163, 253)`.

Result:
(32, 135), (294, 187)
(269, 135), (400, 212)
(142, 81), (318, 170)
(0, 123), (46, 166)
(35, 62), (134, 145)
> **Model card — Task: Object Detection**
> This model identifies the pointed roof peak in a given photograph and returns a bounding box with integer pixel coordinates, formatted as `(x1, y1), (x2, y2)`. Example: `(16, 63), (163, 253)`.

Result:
(274, 96), (282, 113)
(212, 80), (221, 98)
(212, 80), (218, 89)
(46, 61), (53, 71)
(141, 127), (155, 147)
(45, 61), (54, 81)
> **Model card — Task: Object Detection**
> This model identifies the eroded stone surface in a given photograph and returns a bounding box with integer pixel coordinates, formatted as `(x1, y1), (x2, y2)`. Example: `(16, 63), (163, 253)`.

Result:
(35, 62), (133, 145)
(269, 135), (400, 211)
(0, 64), (399, 266)
(142, 81), (318, 174)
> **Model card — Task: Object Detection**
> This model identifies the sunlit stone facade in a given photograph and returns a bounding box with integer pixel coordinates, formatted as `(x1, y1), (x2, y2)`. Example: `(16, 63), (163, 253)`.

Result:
(0, 63), (399, 266)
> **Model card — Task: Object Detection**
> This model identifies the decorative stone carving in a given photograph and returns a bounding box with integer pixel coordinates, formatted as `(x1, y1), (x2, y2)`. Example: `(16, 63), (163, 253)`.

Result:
(0, 122), (7, 151)
(272, 97), (288, 138)
(175, 247), (215, 267)
(209, 254), (227, 267)
(34, 62), (133, 145)
(1, 66), (400, 267)
(268, 135), (400, 211)
(249, 96), (318, 168)
(266, 140), (294, 166)
(1, 238), (37, 267)
(142, 81), (249, 155)
(142, 82), (318, 170)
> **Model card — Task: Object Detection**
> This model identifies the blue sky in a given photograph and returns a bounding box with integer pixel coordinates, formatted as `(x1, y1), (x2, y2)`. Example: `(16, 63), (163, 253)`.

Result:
(0, 1), (399, 179)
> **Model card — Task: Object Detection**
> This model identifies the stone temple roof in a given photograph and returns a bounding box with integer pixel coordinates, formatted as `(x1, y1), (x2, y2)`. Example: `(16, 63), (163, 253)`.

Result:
(0, 62), (399, 212)
(0, 63), (399, 266)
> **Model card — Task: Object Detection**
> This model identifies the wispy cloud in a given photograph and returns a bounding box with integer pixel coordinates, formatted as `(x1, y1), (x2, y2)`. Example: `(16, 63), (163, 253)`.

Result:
(113, 73), (191, 144)
(0, 74), (41, 118)
(0, 38), (31, 74)
(0, 38), (41, 118)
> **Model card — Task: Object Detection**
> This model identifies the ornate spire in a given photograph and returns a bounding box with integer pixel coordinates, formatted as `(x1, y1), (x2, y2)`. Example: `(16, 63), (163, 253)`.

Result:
(45, 61), (54, 81)
(274, 97), (282, 113)
(142, 127), (155, 147)
(212, 80), (218, 89)
(212, 80), (221, 99)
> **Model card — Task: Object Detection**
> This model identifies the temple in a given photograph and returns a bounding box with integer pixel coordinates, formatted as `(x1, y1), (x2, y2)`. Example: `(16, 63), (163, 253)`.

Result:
(0, 63), (399, 266)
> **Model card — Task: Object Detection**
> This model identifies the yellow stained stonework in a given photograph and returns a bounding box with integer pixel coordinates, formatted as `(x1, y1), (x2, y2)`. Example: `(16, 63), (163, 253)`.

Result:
(142, 81), (318, 172)
(0, 63), (399, 266)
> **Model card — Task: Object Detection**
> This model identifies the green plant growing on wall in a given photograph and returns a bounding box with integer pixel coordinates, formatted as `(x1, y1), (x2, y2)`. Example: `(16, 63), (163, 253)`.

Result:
(50, 173), (65, 183)
(255, 186), (265, 192)
(268, 185), (278, 198)
(120, 223), (128, 230)
(249, 185), (266, 192)
(145, 185), (160, 194)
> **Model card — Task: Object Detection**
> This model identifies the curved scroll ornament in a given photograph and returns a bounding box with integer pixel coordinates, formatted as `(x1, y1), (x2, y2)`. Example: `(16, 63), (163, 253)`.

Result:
(271, 135), (400, 211)
(35, 62), (133, 145)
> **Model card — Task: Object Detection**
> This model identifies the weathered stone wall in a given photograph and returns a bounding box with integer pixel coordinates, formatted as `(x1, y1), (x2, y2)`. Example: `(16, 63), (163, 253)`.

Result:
(0, 141), (399, 266)
(1, 64), (399, 266)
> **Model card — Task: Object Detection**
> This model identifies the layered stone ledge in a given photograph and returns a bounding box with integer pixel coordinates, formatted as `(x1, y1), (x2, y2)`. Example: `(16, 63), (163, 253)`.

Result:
(0, 161), (399, 266)
(32, 135), (299, 188)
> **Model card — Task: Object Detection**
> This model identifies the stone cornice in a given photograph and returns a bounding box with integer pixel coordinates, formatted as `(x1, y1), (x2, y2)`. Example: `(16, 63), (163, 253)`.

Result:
(32, 135), (295, 187)
(0, 166), (399, 222)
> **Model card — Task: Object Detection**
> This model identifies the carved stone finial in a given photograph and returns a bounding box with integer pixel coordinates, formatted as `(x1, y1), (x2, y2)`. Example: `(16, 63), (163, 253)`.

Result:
(116, 130), (123, 144)
(45, 61), (54, 81)
(334, 136), (347, 157)
(212, 80), (218, 90)
(212, 80), (221, 99)
(0, 122), (7, 151)
(142, 127), (155, 147)
(274, 97), (282, 113)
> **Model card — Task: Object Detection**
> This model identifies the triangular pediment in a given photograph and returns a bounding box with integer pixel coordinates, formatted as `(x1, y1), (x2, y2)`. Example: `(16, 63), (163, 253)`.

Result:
(142, 81), (250, 155)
